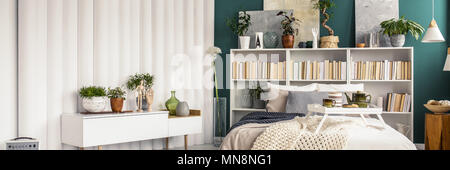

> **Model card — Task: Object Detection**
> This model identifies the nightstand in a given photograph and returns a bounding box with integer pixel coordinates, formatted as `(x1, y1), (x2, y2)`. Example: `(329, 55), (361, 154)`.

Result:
(165, 110), (202, 150)
(425, 113), (450, 150)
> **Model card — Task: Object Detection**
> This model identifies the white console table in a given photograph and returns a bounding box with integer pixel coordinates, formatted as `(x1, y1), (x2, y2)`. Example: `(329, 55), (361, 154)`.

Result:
(61, 111), (202, 150)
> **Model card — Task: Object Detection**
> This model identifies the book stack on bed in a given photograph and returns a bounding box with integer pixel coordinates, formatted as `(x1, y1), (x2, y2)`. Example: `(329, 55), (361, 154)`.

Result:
(288, 60), (346, 80)
(232, 61), (286, 80)
(386, 93), (412, 112)
(352, 61), (411, 80)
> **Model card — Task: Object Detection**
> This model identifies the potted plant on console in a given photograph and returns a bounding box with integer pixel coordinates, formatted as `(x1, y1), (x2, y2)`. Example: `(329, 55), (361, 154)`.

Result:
(79, 86), (107, 113)
(277, 11), (301, 48)
(380, 16), (425, 47)
(226, 11), (251, 49)
(314, 0), (339, 48)
(126, 73), (154, 111)
(107, 87), (126, 113)
(249, 83), (266, 109)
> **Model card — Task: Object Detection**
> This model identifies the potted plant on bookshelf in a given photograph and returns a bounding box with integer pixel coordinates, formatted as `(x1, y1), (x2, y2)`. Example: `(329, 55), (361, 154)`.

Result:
(226, 11), (251, 49)
(314, 0), (339, 48)
(277, 11), (301, 48)
(126, 73), (154, 111)
(107, 87), (127, 113)
(380, 16), (425, 47)
(249, 84), (266, 109)
(79, 86), (107, 113)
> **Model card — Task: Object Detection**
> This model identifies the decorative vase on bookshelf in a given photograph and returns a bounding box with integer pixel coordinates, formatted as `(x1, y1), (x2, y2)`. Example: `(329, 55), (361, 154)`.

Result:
(213, 97), (227, 147)
(240, 90), (253, 108)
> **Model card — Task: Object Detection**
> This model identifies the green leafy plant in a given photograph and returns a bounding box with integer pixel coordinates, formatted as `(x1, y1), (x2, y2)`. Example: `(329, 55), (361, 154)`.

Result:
(107, 87), (127, 99)
(277, 11), (301, 36)
(313, 0), (336, 36)
(126, 73), (154, 91)
(249, 84), (264, 100)
(380, 16), (425, 40)
(79, 86), (107, 99)
(226, 11), (251, 36)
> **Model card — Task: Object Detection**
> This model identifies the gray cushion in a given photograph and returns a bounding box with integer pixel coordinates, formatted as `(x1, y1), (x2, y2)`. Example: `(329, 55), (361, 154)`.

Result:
(285, 91), (328, 113)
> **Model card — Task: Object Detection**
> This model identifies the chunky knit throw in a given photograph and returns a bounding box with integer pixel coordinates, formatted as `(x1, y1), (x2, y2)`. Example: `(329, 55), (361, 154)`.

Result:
(252, 116), (361, 150)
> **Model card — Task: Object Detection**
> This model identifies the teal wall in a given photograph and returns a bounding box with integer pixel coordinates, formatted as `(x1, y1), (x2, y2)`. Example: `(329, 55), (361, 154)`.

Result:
(214, 0), (449, 143)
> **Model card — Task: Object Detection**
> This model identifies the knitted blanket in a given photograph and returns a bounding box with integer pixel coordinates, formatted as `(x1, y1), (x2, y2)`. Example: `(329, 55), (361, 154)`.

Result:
(252, 116), (362, 150)
(228, 112), (305, 134)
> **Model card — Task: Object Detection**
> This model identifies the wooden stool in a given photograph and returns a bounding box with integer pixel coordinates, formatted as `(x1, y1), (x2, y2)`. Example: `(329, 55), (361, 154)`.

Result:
(425, 113), (450, 150)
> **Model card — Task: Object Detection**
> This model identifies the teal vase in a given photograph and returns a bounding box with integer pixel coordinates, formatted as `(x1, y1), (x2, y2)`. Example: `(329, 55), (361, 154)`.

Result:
(165, 91), (180, 116)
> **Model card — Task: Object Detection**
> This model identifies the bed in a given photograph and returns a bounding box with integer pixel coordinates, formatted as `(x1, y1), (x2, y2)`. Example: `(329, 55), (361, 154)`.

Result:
(220, 112), (416, 150)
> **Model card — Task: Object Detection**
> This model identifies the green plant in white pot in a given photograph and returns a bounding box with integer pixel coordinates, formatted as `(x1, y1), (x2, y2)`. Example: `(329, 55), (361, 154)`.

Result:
(380, 16), (425, 47)
(79, 86), (107, 112)
(226, 11), (251, 49)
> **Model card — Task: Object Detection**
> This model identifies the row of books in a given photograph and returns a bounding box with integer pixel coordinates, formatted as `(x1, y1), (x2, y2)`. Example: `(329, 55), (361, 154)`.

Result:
(232, 61), (286, 80)
(288, 60), (347, 80)
(352, 61), (411, 80)
(386, 93), (411, 112)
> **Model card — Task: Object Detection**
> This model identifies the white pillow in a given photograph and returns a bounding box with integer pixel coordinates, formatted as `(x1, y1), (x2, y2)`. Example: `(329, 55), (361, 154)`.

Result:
(261, 83), (318, 100)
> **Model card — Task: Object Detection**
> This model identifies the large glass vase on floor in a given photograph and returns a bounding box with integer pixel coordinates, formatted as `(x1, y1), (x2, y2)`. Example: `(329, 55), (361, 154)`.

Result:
(213, 97), (227, 147)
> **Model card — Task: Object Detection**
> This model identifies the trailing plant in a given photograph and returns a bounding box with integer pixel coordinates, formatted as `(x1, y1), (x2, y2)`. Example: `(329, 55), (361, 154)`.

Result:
(380, 16), (425, 40)
(226, 11), (251, 36)
(126, 73), (154, 91)
(313, 0), (336, 36)
(107, 87), (127, 99)
(249, 84), (264, 100)
(277, 11), (301, 36)
(79, 86), (107, 99)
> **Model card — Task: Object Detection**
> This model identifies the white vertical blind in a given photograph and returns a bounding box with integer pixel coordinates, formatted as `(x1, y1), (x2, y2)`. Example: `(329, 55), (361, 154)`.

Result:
(16, 0), (214, 150)
(0, 0), (17, 150)
(18, 0), (48, 149)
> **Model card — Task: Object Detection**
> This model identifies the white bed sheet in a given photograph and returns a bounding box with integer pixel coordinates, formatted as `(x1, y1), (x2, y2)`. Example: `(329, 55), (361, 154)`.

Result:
(344, 117), (416, 150)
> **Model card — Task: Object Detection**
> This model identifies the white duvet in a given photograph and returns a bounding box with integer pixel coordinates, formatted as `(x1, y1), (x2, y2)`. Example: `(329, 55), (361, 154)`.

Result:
(220, 116), (416, 150)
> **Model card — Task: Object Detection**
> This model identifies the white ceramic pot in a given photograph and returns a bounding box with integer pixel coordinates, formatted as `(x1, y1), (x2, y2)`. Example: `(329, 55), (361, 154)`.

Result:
(82, 97), (106, 112)
(239, 36), (250, 49)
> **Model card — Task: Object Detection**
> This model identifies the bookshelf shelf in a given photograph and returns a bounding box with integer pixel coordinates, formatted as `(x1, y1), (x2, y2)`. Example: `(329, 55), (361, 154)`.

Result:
(229, 47), (414, 141)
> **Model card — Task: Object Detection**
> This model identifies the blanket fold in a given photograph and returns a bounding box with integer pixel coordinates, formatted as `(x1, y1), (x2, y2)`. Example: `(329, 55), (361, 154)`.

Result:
(251, 116), (362, 150)
(228, 112), (305, 134)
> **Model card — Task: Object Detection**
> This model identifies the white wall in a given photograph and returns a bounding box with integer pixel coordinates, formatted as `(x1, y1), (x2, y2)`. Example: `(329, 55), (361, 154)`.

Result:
(15, 0), (214, 150)
(0, 0), (17, 150)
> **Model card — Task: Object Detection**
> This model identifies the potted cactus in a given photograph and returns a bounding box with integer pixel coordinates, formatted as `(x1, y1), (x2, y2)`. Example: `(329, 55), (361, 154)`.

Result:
(107, 87), (127, 113)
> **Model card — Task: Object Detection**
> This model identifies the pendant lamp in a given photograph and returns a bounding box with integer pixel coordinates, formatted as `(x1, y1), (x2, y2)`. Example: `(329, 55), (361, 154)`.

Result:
(422, 0), (445, 43)
(444, 48), (450, 71)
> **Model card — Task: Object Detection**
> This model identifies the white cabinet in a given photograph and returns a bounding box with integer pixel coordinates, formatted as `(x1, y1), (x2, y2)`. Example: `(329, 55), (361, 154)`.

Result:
(61, 111), (203, 149)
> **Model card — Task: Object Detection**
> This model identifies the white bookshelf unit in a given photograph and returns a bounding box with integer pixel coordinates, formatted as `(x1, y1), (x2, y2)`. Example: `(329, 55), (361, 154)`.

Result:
(229, 47), (414, 141)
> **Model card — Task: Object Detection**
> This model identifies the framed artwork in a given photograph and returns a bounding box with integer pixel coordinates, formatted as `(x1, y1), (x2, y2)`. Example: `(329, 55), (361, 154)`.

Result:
(355, 0), (399, 47)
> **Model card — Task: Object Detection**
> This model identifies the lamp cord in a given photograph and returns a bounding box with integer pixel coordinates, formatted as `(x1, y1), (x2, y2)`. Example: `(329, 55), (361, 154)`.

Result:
(432, 0), (435, 19)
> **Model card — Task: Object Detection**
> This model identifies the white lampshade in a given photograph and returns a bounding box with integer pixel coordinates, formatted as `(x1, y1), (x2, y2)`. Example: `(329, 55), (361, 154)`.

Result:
(444, 48), (450, 71)
(422, 19), (445, 43)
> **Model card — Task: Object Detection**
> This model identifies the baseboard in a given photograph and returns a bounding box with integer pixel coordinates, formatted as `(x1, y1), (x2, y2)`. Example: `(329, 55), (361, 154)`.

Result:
(415, 143), (425, 150)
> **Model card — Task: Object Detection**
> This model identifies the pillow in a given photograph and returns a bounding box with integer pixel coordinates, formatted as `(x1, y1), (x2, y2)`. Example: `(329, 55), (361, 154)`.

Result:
(266, 90), (289, 112)
(261, 83), (318, 101)
(285, 91), (328, 113)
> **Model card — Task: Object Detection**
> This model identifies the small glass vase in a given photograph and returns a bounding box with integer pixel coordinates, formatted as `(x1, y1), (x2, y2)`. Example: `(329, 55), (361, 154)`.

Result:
(213, 97), (227, 147)
(165, 91), (179, 116)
